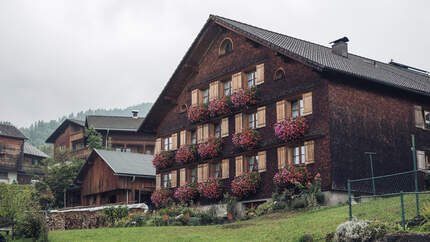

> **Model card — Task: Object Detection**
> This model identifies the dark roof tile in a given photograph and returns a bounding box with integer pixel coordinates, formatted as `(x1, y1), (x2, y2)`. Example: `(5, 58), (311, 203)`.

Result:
(0, 124), (26, 140)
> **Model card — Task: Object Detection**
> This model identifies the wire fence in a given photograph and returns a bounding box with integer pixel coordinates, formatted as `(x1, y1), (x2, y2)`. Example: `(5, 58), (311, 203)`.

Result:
(347, 169), (430, 230)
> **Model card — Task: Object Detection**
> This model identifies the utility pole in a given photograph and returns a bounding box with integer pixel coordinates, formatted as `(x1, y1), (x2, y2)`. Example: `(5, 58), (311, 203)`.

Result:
(411, 135), (420, 216)
(365, 152), (377, 195)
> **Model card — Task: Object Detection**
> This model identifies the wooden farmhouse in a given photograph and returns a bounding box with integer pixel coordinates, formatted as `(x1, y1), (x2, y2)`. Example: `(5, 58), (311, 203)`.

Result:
(46, 112), (155, 160)
(0, 124), (47, 184)
(139, 15), (430, 205)
(73, 149), (155, 207)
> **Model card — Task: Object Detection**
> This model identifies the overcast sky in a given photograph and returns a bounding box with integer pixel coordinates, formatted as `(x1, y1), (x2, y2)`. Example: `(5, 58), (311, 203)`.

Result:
(1, 0), (429, 127)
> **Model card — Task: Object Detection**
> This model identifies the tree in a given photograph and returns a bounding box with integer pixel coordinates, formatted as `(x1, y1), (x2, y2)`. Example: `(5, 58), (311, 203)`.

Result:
(0, 184), (38, 223)
(34, 180), (55, 210)
(85, 126), (103, 150)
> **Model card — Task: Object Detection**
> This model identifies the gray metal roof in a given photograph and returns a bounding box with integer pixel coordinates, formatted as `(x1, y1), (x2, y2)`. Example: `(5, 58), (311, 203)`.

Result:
(94, 149), (155, 177)
(0, 124), (27, 140)
(86, 115), (144, 131)
(24, 142), (49, 158)
(211, 15), (430, 96)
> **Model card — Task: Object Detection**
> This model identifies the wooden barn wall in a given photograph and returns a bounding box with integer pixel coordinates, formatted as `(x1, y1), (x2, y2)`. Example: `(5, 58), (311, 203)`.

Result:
(0, 136), (23, 170)
(154, 27), (332, 198)
(327, 73), (430, 192)
(53, 123), (84, 158)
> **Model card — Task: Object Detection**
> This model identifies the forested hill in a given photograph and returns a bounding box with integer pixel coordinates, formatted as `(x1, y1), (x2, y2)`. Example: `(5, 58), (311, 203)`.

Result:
(20, 102), (153, 147)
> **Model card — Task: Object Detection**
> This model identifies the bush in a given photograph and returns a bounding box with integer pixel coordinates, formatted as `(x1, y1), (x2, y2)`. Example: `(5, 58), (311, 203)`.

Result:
(197, 213), (215, 225)
(103, 206), (129, 225)
(291, 197), (307, 209)
(151, 189), (173, 208)
(129, 215), (149, 227)
(298, 234), (314, 242)
(255, 201), (275, 216)
(15, 212), (48, 241)
(151, 216), (166, 226)
(181, 208), (194, 217)
(316, 192), (325, 205)
(333, 219), (387, 242)
(174, 183), (199, 204)
(188, 217), (201, 226)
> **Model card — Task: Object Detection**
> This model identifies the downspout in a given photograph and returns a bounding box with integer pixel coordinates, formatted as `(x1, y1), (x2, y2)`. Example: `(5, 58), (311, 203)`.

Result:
(105, 129), (110, 149)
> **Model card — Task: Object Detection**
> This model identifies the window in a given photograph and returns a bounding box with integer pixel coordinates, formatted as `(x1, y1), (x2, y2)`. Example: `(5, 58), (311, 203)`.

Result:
(224, 80), (232, 96)
(248, 112), (258, 129)
(191, 130), (197, 144)
(294, 145), (306, 165)
(188, 167), (197, 183)
(203, 89), (209, 104)
(214, 123), (221, 138)
(275, 69), (285, 80)
(247, 70), (257, 88)
(292, 99), (304, 118)
(164, 137), (172, 150)
(163, 173), (172, 188)
(248, 155), (259, 172)
(213, 162), (222, 178)
(219, 38), (233, 55)
(0, 172), (8, 179)
(425, 111), (430, 129)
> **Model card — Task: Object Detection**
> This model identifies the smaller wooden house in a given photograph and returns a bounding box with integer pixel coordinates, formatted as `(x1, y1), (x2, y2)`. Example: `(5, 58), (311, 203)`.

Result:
(74, 149), (155, 207)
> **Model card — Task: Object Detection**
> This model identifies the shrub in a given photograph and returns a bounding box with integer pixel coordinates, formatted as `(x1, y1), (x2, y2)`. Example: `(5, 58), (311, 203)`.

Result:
(175, 145), (198, 164)
(230, 88), (258, 108)
(316, 192), (325, 205)
(198, 137), (223, 159)
(274, 116), (308, 143)
(174, 183), (199, 204)
(152, 151), (174, 169)
(181, 208), (194, 217)
(291, 197), (307, 209)
(224, 193), (237, 216)
(232, 128), (261, 150)
(333, 219), (387, 242)
(255, 201), (275, 216)
(103, 206), (129, 225)
(188, 217), (201, 226)
(231, 172), (261, 198)
(151, 189), (173, 209)
(15, 212), (47, 241)
(198, 178), (223, 200)
(129, 215), (149, 227)
(187, 104), (210, 123)
(298, 234), (314, 242)
(151, 216), (166, 226)
(208, 97), (231, 117)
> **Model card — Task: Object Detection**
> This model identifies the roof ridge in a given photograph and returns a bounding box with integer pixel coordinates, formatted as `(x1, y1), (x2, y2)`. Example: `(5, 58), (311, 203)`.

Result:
(87, 115), (144, 119)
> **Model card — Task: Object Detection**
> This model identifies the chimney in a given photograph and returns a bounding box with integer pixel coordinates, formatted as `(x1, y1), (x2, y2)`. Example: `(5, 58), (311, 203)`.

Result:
(132, 110), (138, 119)
(330, 37), (349, 57)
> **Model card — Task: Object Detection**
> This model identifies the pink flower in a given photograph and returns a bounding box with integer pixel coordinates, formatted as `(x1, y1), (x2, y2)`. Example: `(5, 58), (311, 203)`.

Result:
(274, 117), (308, 142)
(198, 178), (223, 200)
(232, 128), (261, 150)
(151, 189), (172, 208)
(152, 151), (174, 169)
(198, 137), (223, 159)
(231, 172), (261, 198)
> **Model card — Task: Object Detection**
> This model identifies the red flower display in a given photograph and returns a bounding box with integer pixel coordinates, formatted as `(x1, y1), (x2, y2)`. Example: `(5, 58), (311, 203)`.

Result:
(152, 151), (174, 169)
(198, 137), (223, 159)
(232, 128), (261, 150)
(208, 97), (231, 117)
(151, 189), (173, 208)
(273, 166), (320, 189)
(175, 145), (198, 164)
(230, 88), (258, 108)
(231, 172), (261, 198)
(174, 183), (199, 203)
(187, 104), (210, 123)
(198, 178), (223, 200)
(274, 116), (308, 142)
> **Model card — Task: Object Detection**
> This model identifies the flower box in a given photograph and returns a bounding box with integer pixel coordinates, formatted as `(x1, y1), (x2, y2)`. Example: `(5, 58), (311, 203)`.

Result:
(232, 128), (261, 150)
(187, 104), (210, 123)
(274, 116), (308, 143)
(231, 172), (261, 198)
(174, 183), (199, 203)
(230, 88), (258, 109)
(175, 145), (198, 164)
(198, 178), (223, 200)
(198, 137), (223, 159)
(208, 97), (231, 117)
(273, 166), (320, 190)
(151, 189), (172, 208)
(152, 151), (175, 169)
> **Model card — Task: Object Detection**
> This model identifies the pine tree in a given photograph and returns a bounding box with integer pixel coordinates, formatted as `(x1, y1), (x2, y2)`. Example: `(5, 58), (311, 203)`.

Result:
(84, 126), (103, 150)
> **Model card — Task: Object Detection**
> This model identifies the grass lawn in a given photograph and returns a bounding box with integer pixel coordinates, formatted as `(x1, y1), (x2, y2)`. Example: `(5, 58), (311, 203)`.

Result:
(16, 194), (430, 242)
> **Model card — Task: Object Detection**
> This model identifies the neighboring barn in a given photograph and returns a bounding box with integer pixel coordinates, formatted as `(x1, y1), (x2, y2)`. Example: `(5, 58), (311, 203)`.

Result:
(74, 149), (155, 207)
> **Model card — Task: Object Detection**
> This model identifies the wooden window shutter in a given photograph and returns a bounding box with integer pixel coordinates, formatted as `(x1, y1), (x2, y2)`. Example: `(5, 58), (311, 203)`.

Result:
(171, 133), (178, 150)
(222, 159), (229, 178)
(209, 81), (220, 100)
(235, 156), (243, 176)
(156, 174), (161, 190)
(155, 138), (162, 155)
(305, 140), (315, 164)
(286, 101), (292, 118)
(417, 150), (426, 169)
(232, 72), (242, 92)
(191, 89), (198, 107)
(197, 164), (203, 183)
(276, 100), (286, 122)
(256, 63), (264, 85)
(287, 147), (294, 165)
(171, 170), (177, 187)
(235, 113), (243, 134)
(221, 118), (229, 137)
(302, 92), (313, 116)
(209, 123), (215, 137)
(203, 124), (209, 141)
(197, 125), (203, 143)
(414, 105), (425, 128)
(186, 130), (192, 145)
(203, 163), (209, 181)
(277, 146), (286, 169)
(180, 130), (186, 147)
(257, 106), (266, 128)
(258, 151), (267, 172)
(180, 168), (186, 186)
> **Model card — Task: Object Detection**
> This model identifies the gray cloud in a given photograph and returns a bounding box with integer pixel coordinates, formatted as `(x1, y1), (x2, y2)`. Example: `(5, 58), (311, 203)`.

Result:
(1, 0), (429, 127)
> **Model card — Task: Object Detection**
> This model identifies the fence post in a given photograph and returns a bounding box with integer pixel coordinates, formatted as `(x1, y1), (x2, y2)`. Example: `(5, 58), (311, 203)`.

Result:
(348, 179), (352, 220)
(365, 152), (377, 195)
(412, 135), (420, 216)
(400, 191), (405, 231)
